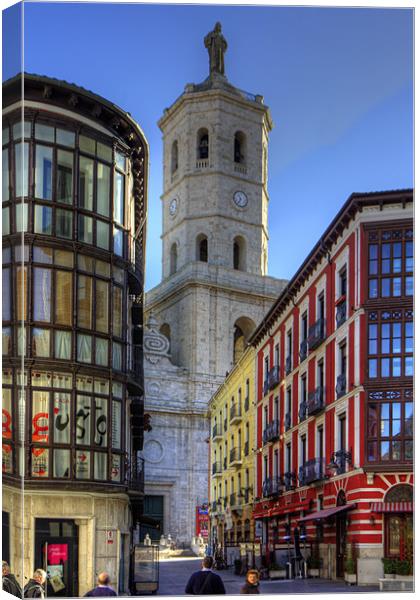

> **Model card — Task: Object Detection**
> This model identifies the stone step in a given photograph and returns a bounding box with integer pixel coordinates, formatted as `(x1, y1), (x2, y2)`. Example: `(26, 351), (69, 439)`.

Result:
(378, 578), (413, 592)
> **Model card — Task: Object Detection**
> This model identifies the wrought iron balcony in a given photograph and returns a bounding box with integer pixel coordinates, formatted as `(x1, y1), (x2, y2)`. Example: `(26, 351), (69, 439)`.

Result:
(298, 458), (326, 486)
(244, 441), (249, 456)
(336, 373), (347, 398)
(263, 380), (269, 396)
(212, 462), (222, 475)
(307, 386), (325, 416)
(299, 401), (307, 422)
(212, 424), (223, 440)
(268, 366), (280, 390)
(244, 395), (250, 412)
(336, 299), (347, 328)
(263, 477), (282, 497)
(126, 454), (145, 491)
(299, 339), (308, 362)
(229, 447), (242, 465)
(308, 318), (325, 351)
(284, 412), (291, 432)
(285, 355), (292, 375)
(230, 404), (242, 424)
(263, 420), (280, 444)
(283, 471), (296, 491)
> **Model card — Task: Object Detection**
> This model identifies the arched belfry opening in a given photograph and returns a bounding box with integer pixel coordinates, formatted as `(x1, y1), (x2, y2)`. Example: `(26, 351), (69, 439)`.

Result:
(171, 140), (179, 173)
(197, 128), (209, 160)
(233, 236), (246, 271)
(170, 243), (178, 275)
(234, 131), (246, 164)
(196, 234), (208, 262)
(233, 317), (256, 364)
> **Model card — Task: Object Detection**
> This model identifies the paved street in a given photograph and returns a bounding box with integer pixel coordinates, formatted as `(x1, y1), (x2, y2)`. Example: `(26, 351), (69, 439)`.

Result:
(156, 557), (380, 596)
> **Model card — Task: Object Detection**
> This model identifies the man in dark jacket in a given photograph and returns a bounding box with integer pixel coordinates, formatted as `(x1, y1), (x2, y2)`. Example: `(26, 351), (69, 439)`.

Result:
(84, 572), (117, 597)
(185, 556), (226, 595)
(2, 561), (23, 598)
(23, 569), (46, 598)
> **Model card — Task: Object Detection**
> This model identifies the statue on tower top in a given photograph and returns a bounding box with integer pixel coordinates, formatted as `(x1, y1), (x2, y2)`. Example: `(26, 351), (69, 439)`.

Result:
(204, 22), (227, 76)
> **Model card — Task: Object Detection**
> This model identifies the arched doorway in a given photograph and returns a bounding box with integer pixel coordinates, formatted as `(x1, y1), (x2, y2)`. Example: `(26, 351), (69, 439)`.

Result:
(384, 484), (413, 562)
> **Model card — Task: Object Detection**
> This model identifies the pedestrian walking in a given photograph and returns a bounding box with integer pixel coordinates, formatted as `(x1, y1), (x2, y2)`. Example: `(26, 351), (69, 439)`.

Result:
(84, 572), (117, 597)
(23, 569), (47, 598)
(2, 561), (23, 598)
(240, 569), (260, 594)
(185, 556), (226, 595)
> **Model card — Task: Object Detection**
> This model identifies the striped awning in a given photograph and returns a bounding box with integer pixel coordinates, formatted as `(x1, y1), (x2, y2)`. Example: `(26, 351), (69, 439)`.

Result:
(371, 502), (413, 513)
(298, 503), (356, 522)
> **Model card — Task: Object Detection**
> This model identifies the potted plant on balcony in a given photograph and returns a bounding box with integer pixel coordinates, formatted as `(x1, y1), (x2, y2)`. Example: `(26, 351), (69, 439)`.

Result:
(382, 558), (396, 579)
(307, 555), (321, 578)
(344, 556), (357, 585)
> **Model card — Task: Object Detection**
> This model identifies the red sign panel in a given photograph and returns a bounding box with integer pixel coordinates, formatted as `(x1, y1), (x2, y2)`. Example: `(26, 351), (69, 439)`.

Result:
(195, 505), (209, 539)
(47, 544), (68, 565)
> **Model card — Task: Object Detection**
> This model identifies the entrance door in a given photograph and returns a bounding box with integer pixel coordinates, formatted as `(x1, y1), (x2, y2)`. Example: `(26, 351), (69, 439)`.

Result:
(34, 519), (78, 597)
(386, 514), (413, 561)
(140, 496), (164, 541)
(336, 516), (346, 578)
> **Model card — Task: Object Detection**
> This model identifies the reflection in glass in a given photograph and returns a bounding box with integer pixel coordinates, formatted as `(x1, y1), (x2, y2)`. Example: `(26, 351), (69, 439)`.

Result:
(77, 275), (92, 328)
(33, 268), (51, 322)
(57, 150), (73, 203)
(34, 205), (52, 234)
(55, 331), (71, 360)
(114, 172), (124, 224)
(56, 209), (73, 239)
(32, 328), (50, 357)
(2, 148), (9, 201)
(54, 449), (70, 478)
(77, 334), (92, 363)
(96, 280), (109, 333)
(97, 163), (110, 216)
(2, 327), (12, 355)
(2, 268), (10, 320)
(15, 203), (28, 232)
(35, 145), (53, 199)
(97, 142), (112, 162)
(113, 286), (122, 337)
(15, 142), (29, 197)
(112, 343), (122, 371)
(2, 207), (10, 235)
(79, 156), (94, 210)
(113, 227), (123, 256)
(78, 214), (93, 244)
(96, 338), (108, 366)
(79, 135), (95, 154)
(97, 220), (109, 250)
(55, 271), (73, 325)
(76, 395), (91, 445)
(94, 452), (107, 480)
(55, 250), (74, 268)
(35, 123), (54, 142)
(56, 129), (75, 147)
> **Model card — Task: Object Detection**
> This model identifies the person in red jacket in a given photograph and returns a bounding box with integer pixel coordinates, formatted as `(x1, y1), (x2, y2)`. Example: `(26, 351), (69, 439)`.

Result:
(185, 556), (226, 595)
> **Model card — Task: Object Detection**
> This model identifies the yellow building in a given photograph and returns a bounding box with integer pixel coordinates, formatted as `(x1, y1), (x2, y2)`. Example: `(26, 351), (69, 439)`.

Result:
(208, 346), (256, 547)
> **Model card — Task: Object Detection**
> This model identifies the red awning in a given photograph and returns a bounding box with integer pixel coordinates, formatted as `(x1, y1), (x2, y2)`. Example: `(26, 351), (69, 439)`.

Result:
(298, 503), (356, 522)
(371, 502), (413, 513)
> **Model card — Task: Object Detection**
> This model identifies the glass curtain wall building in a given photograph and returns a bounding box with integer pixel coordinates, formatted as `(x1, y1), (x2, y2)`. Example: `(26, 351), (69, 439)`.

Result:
(2, 73), (148, 597)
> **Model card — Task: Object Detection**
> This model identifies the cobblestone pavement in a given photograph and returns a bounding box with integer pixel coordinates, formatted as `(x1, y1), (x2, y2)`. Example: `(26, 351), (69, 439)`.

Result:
(156, 557), (381, 596)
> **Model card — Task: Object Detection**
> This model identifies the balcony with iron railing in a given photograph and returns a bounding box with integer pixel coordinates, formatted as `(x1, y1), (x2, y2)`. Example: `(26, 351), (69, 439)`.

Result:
(212, 424), (223, 440)
(307, 386), (325, 416)
(284, 412), (291, 432)
(263, 379), (269, 396)
(298, 458), (326, 486)
(308, 318), (325, 351)
(336, 298), (347, 328)
(283, 471), (296, 491)
(229, 447), (242, 466)
(244, 395), (250, 412)
(299, 339), (308, 362)
(263, 420), (280, 444)
(268, 366), (280, 390)
(299, 401), (307, 423)
(126, 454), (145, 491)
(262, 477), (282, 497)
(285, 355), (292, 375)
(336, 373), (347, 399)
(212, 462), (222, 476)
(230, 404), (242, 425)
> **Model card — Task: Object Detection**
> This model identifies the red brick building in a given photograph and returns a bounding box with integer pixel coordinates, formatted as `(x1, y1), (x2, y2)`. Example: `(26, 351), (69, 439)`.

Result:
(250, 190), (413, 584)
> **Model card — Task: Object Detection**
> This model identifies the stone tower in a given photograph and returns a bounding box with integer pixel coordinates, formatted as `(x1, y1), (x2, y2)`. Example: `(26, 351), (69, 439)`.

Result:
(143, 24), (287, 543)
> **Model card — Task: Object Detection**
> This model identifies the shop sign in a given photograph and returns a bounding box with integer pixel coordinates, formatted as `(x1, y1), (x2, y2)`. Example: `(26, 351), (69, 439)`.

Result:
(47, 544), (68, 565)
(106, 530), (115, 545)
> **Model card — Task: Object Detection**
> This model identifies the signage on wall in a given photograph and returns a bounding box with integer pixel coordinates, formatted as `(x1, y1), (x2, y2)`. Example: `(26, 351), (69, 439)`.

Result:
(47, 544), (68, 565)
(106, 530), (115, 545)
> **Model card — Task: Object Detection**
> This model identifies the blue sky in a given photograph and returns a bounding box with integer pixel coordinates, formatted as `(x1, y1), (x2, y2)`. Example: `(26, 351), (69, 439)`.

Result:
(3, 2), (413, 290)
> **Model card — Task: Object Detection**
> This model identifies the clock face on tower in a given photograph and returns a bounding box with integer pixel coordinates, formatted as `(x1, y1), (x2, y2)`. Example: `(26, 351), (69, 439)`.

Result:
(233, 190), (248, 208)
(169, 198), (178, 216)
